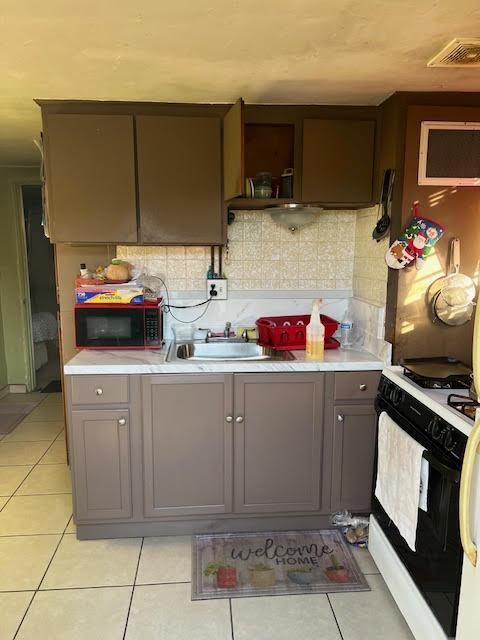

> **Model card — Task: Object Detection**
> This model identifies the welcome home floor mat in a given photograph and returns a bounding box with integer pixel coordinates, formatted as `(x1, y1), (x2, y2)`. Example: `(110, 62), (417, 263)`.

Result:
(192, 529), (369, 600)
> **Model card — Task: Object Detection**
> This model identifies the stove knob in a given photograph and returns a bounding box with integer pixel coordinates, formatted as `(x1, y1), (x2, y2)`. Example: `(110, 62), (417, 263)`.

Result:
(426, 418), (436, 435)
(432, 419), (444, 442)
(383, 382), (391, 397)
(444, 430), (456, 452)
(390, 387), (404, 407)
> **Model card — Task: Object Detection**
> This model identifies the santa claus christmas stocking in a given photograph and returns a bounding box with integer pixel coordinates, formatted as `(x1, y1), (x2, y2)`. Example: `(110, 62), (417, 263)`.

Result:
(385, 205), (445, 270)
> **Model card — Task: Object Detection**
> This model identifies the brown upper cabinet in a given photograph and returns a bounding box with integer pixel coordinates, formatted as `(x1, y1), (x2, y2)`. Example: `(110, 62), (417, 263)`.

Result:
(42, 113), (137, 243)
(136, 115), (223, 245)
(223, 99), (296, 203)
(40, 101), (379, 246)
(302, 119), (376, 205)
(224, 101), (376, 207)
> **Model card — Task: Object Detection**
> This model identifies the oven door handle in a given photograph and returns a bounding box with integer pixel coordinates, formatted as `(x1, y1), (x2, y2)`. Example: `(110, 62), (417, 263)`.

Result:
(460, 418), (480, 567)
(423, 452), (461, 482)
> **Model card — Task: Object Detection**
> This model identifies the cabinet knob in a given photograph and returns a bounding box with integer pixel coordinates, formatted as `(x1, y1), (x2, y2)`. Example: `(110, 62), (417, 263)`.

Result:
(118, 418), (127, 426)
(225, 416), (233, 423)
(95, 388), (103, 396)
(235, 416), (244, 423)
(359, 384), (367, 391)
(337, 414), (344, 422)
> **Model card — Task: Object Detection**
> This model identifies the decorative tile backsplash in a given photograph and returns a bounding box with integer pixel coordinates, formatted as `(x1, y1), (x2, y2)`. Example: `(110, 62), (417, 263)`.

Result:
(116, 207), (390, 361)
(352, 206), (389, 305)
(117, 209), (359, 292)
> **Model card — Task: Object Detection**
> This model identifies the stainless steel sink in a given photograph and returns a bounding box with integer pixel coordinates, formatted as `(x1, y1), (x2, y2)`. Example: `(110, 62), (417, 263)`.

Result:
(167, 341), (295, 362)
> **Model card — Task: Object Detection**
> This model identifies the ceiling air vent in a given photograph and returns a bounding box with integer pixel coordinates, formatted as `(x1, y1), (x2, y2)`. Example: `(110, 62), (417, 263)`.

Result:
(428, 38), (480, 67)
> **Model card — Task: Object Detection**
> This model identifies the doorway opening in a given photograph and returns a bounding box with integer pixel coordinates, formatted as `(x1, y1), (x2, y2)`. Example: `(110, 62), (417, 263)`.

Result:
(21, 185), (61, 392)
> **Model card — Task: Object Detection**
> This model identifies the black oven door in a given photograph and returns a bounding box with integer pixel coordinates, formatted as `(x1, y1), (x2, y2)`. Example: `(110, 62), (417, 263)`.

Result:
(372, 402), (463, 638)
(75, 306), (145, 348)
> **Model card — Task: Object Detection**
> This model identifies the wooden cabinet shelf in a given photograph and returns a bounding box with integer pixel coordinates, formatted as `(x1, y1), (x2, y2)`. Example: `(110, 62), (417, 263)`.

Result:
(227, 197), (296, 210)
(227, 197), (371, 210)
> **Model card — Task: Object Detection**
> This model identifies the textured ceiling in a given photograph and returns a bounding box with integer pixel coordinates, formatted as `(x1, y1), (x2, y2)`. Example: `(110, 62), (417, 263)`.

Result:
(1, 0), (480, 164)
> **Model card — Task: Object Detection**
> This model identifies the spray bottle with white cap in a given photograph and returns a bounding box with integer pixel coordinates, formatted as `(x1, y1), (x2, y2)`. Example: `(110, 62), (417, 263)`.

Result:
(306, 298), (324, 360)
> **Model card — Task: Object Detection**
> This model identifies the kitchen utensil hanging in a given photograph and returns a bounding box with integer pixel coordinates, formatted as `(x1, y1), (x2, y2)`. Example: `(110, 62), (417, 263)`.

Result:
(430, 238), (476, 326)
(372, 169), (394, 241)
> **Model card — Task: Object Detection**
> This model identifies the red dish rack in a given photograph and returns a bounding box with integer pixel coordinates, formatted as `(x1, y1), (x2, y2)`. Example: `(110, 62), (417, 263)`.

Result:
(256, 314), (340, 351)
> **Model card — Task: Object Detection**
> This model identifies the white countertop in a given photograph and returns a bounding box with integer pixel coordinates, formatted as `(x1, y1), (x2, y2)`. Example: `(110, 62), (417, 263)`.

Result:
(64, 342), (385, 375)
(383, 366), (474, 437)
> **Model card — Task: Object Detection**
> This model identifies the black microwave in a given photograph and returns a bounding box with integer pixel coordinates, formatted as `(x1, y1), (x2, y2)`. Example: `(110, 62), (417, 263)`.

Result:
(74, 301), (163, 349)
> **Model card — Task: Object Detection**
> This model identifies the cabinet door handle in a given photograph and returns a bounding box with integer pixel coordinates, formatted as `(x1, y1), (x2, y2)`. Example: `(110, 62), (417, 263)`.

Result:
(359, 384), (367, 391)
(337, 414), (344, 422)
(225, 416), (233, 423)
(95, 388), (103, 396)
(118, 418), (127, 426)
(235, 416), (244, 423)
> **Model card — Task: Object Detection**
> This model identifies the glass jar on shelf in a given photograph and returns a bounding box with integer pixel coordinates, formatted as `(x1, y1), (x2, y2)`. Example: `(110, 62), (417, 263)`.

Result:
(254, 172), (272, 199)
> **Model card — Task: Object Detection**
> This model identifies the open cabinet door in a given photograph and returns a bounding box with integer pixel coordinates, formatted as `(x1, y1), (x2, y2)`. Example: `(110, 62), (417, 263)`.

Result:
(223, 98), (244, 200)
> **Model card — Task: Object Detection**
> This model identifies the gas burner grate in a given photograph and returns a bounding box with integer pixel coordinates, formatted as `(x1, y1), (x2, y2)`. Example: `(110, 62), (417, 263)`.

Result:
(447, 394), (479, 421)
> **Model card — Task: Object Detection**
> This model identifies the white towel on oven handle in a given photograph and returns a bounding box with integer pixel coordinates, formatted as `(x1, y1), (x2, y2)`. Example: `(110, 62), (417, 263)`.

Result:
(419, 457), (429, 512)
(375, 411), (426, 551)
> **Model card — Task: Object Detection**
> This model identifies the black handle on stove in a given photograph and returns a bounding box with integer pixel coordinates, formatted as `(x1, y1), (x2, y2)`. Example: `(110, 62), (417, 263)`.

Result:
(422, 451), (460, 483)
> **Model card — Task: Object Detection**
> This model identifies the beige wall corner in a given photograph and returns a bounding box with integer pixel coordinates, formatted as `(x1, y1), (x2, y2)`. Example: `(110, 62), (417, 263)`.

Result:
(353, 206), (388, 306)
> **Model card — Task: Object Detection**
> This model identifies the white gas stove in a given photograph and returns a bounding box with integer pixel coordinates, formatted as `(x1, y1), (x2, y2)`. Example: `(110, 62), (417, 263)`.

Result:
(370, 365), (472, 639)
(383, 365), (473, 436)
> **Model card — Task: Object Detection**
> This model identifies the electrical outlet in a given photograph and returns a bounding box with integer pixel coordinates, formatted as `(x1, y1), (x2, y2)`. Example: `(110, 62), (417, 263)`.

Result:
(207, 278), (228, 300)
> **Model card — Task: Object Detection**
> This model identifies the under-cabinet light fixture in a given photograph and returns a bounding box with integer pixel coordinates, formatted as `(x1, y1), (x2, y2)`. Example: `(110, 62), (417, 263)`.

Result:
(267, 203), (323, 232)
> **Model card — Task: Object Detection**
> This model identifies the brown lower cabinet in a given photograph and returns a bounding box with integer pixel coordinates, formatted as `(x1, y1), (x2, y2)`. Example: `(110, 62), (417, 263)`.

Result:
(233, 373), (324, 513)
(70, 408), (132, 520)
(66, 371), (380, 535)
(142, 374), (233, 517)
(331, 404), (377, 512)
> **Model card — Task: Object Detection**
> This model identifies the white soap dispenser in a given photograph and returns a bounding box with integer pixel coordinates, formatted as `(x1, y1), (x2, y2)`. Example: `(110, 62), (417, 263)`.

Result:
(306, 298), (325, 360)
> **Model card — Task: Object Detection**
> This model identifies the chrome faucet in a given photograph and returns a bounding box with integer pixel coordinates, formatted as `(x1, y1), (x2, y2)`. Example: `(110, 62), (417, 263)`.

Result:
(201, 322), (249, 343)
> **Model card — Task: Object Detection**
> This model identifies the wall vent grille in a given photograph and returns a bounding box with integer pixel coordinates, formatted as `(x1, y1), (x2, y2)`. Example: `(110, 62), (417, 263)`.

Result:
(428, 38), (480, 67)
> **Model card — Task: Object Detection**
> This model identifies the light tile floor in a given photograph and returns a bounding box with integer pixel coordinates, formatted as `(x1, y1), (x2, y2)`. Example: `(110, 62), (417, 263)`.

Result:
(0, 391), (414, 639)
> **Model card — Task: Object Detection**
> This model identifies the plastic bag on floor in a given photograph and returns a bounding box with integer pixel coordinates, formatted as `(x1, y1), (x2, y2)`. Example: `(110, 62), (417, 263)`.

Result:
(331, 511), (369, 548)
